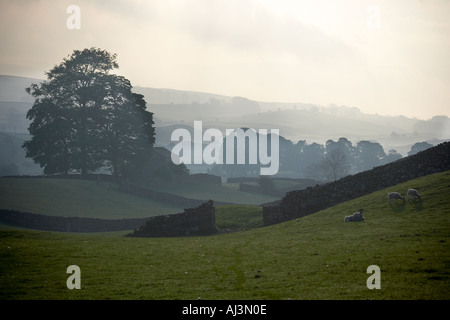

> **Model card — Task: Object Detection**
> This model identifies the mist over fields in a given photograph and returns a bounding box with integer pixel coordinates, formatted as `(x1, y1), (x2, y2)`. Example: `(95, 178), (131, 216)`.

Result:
(1, 74), (449, 178)
(3, 75), (450, 141)
(1, 1), (450, 304)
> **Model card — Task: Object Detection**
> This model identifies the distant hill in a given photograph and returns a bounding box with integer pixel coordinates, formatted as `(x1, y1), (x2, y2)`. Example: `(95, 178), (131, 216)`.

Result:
(0, 177), (184, 219)
(0, 75), (36, 133)
(0, 131), (42, 175)
(1, 74), (449, 157)
(0, 101), (32, 133)
(0, 75), (37, 103)
(133, 86), (233, 105)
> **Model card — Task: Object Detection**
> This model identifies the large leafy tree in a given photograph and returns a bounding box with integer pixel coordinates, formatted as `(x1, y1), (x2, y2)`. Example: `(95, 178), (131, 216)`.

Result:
(356, 140), (386, 171)
(23, 48), (155, 178)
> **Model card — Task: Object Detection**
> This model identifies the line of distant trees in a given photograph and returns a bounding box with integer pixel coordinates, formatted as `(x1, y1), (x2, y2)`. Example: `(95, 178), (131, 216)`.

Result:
(209, 136), (434, 181)
(16, 47), (436, 183)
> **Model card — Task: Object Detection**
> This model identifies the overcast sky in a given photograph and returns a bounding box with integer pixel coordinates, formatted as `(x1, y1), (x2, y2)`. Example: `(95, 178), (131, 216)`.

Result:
(1, 0), (449, 120)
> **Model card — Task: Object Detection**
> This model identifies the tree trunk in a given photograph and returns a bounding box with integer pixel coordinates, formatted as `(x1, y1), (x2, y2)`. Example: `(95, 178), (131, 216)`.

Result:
(80, 101), (88, 178)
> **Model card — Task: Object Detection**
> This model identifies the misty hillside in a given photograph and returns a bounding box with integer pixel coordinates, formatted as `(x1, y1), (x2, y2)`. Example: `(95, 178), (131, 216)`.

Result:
(0, 131), (42, 176)
(1, 75), (449, 157)
(0, 75), (36, 103)
(133, 86), (233, 105)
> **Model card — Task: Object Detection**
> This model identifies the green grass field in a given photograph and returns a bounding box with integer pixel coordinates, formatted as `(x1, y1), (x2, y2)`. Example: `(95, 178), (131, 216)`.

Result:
(151, 180), (279, 205)
(0, 171), (449, 299)
(0, 178), (184, 219)
(0, 178), (278, 220)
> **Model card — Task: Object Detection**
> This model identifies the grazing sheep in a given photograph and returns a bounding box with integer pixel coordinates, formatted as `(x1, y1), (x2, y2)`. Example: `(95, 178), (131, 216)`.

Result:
(344, 209), (364, 222)
(407, 188), (421, 201)
(387, 192), (405, 204)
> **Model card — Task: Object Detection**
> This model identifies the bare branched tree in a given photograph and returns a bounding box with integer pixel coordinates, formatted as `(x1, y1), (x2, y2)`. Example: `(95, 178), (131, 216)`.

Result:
(319, 145), (350, 181)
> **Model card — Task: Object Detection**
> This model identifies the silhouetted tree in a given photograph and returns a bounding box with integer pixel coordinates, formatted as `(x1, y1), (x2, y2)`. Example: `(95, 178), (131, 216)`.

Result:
(23, 48), (155, 178)
(381, 149), (402, 165)
(303, 142), (325, 179)
(408, 141), (433, 156)
(356, 140), (386, 171)
(320, 140), (350, 181)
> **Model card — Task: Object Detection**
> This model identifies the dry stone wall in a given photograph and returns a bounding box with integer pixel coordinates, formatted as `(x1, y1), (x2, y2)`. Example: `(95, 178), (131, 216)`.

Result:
(263, 141), (450, 225)
(0, 209), (149, 232)
(0, 201), (218, 236)
(127, 200), (217, 237)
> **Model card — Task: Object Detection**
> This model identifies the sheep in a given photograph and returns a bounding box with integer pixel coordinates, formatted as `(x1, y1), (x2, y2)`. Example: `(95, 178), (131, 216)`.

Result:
(387, 192), (405, 204)
(344, 209), (364, 222)
(407, 188), (421, 201)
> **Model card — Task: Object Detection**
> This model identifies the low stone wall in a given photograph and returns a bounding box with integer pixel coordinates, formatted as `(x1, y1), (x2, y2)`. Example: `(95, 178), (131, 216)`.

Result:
(0, 209), (149, 232)
(263, 141), (450, 225)
(126, 200), (217, 237)
(262, 205), (283, 226)
(0, 201), (218, 236)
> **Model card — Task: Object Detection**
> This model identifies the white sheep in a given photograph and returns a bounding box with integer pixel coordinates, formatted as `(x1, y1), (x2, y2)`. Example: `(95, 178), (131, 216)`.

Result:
(344, 209), (364, 222)
(387, 192), (405, 204)
(407, 188), (421, 201)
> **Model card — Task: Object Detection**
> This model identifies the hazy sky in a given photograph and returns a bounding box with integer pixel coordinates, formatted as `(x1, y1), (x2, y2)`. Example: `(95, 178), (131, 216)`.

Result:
(1, 0), (449, 120)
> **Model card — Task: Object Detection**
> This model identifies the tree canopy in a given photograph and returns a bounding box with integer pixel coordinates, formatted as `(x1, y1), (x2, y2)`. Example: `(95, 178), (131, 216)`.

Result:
(23, 48), (155, 179)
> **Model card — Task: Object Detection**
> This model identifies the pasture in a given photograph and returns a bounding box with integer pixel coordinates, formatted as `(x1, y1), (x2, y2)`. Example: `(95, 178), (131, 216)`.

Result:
(0, 171), (449, 299)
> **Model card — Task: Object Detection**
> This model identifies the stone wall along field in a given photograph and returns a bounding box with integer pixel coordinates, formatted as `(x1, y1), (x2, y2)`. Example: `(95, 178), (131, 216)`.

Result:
(127, 200), (217, 237)
(263, 141), (450, 225)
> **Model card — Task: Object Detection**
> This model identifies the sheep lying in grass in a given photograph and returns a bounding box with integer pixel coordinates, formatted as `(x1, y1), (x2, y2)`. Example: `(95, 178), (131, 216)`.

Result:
(407, 188), (421, 201)
(387, 192), (405, 204)
(344, 209), (364, 222)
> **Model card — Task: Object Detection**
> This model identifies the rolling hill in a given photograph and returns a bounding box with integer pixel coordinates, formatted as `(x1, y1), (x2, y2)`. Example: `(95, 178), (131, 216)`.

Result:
(0, 177), (184, 219)
(2, 75), (449, 153)
(0, 176), (278, 223)
(0, 170), (449, 300)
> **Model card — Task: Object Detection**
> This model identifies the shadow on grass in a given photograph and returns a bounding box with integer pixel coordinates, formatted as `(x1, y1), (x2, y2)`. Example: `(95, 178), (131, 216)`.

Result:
(389, 199), (424, 213)
(389, 201), (406, 213)
(408, 199), (424, 212)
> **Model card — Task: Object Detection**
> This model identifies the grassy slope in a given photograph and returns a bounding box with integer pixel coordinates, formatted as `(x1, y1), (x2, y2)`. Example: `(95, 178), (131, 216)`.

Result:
(150, 181), (279, 205)
(215, 205), (263, 231)
(0, 178), (277, 220)
(0, 171), (449, 299)
(0, 178), (183, 219)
